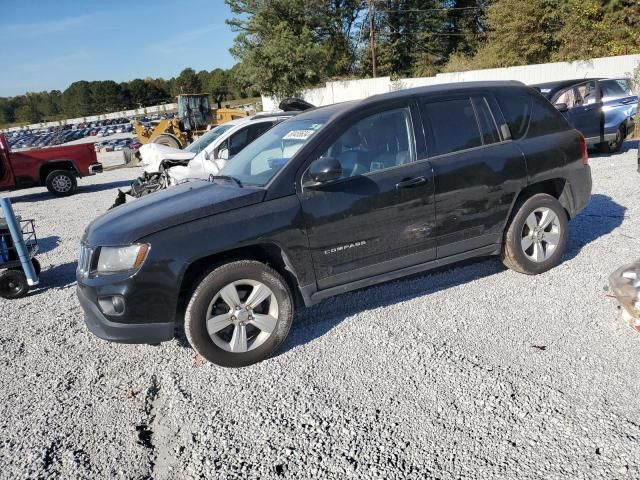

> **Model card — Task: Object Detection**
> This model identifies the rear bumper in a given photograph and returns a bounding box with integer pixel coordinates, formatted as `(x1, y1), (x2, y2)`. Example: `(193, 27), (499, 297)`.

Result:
(89, 163), (103, 175)
(77, 286), (174, 344)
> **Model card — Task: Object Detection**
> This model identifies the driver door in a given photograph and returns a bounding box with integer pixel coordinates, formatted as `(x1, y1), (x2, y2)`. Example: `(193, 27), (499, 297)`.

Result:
(298, 102), (436, 290)
(555, 81), (602, 141)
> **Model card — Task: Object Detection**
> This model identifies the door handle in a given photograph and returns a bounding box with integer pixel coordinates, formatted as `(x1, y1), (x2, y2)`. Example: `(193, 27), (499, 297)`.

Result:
(396, 176), (427, 189)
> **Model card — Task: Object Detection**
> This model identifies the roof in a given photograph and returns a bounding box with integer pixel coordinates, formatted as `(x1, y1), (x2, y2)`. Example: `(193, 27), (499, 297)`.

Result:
(290, 80), (528, 124)
(530, 78), (604, 99)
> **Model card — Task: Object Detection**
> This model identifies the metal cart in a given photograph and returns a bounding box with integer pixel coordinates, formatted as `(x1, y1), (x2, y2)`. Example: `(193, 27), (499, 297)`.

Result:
(0, 198), (39, 299)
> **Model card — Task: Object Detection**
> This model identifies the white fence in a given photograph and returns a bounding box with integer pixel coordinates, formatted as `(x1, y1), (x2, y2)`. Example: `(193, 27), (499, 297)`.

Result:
(262, 54), (640, 110)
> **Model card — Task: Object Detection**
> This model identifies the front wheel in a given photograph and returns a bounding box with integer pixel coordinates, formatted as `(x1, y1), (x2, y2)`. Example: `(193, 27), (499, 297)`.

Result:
(45, 170), (77, 196)
(185, 260), (294, 367)
(502, 193), (569, 275)
(152, 134), (182, 149)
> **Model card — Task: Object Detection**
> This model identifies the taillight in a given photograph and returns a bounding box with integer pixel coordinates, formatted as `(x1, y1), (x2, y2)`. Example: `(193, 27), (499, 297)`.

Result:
(578, 132), (588, 165)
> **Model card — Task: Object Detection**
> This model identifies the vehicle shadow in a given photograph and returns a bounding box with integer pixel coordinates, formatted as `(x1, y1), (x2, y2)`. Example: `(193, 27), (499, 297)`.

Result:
(278, 194), (625, 356)
(8, 180), (131, 204)
(564, 193), (625, 260)
(588, 138), (638, 158)
(26, 261), (77, 295)
(278, 257), (504, 356)
(38, 235), (61, 255)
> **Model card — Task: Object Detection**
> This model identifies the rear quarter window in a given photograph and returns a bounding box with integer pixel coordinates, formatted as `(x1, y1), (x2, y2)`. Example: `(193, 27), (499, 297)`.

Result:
(497, 90), (570, 139)
(495, 91), (531, 140)
(527, 95), (572, 138)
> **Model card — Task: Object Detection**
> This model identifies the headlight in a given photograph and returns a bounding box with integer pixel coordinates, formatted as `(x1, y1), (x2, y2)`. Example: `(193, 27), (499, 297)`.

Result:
(96, 244), (149, 274)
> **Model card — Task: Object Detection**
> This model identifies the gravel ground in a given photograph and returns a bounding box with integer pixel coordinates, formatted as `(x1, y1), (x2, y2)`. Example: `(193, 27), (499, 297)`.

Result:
(1, 141), (639, 479)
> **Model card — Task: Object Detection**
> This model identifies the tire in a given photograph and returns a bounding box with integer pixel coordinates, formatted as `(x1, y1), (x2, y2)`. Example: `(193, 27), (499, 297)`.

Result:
(502, 193), (569, 275)
(45, 170), (77, 196)
(598, 124), (625, 154)
(185, 260), (294, 368)
(152, 134), (182, 149)
(0, 269), (29, 299)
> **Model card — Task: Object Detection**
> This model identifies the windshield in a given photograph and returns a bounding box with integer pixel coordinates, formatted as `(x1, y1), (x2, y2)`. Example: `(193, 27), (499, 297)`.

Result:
(185, 124), (233, 154)
(221, 118), (326, 186)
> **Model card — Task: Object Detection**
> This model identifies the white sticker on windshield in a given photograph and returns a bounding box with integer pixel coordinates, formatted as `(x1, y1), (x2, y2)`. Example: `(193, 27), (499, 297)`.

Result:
(283, 129), (315, 140)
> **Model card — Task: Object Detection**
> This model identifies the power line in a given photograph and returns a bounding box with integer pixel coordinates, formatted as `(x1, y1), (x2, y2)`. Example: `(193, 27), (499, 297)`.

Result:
(374, 31), (487, 36)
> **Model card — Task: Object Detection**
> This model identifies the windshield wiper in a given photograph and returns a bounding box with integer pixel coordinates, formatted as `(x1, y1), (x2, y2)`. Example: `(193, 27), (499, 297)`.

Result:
(208, 174), (243, 188)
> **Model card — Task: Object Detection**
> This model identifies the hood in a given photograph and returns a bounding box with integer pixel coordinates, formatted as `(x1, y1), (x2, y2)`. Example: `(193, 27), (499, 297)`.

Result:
(84, 181), (265, 246)
(139, 143), (196, 173)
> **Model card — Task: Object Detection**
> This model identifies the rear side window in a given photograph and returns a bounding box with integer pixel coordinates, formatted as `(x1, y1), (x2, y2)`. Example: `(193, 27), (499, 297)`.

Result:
(527, 95), (571, 138)
(496, 92), (531, 140)
(423, 98), (482, 156)
(601, 79), (632, 100)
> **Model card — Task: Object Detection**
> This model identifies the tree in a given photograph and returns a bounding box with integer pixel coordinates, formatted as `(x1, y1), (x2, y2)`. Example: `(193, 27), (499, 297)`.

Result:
(553, 0), (640, 61)
(463, 0), (561, 69)
(226, 0), (362, 98)
(175, 68), (202, 94)
(61, 81), (94, 117)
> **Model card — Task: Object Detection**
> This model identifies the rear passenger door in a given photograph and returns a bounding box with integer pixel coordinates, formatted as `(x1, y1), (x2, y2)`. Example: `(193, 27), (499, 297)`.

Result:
(421, 94), (527, 258)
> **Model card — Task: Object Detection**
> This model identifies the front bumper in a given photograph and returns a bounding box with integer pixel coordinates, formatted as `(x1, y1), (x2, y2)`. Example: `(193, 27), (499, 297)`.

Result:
(77, 286), (174, 344)
(89, 163), (103, 175)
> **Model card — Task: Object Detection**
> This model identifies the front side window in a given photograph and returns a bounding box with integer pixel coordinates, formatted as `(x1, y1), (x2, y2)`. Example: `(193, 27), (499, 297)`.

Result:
(229, 127), (250, 156)
(576, 81), (598, 105)
(185, 123), (233, 154)
(424, 98), (482, 156)
(554, 87), (580, 108)
(316, 107), (416, 179)
(221, 117), (327, 186)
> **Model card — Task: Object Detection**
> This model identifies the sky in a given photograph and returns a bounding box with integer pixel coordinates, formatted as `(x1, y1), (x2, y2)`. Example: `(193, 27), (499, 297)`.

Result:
(0, 0), (238, 97)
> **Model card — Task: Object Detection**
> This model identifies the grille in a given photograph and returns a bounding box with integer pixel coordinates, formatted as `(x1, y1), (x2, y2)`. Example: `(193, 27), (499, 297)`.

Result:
(77, 244), (94, 277)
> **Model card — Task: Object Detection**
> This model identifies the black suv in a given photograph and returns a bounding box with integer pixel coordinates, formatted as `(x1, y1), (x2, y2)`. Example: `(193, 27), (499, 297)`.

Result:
(77, 81), (592, 367)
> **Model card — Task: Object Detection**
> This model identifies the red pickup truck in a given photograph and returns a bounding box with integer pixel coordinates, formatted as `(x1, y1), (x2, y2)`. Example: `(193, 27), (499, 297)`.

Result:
(0, 134), (102, 196)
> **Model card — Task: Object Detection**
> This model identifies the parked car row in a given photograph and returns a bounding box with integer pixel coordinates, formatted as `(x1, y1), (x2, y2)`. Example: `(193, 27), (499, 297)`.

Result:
(94, 137), (141, 152)
(7, 122), (133, 150)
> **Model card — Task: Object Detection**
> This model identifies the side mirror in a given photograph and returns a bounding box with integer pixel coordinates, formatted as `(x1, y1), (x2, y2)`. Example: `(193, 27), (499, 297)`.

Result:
(305, 157), (342, 185)
(555, 103), (568, 113)
(218, 148), (229, 160)
(203, 150), (210, 161)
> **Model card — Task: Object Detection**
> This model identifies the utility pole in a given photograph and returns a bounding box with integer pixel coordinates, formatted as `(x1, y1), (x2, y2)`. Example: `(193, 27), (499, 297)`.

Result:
(369, 0), (377, 78)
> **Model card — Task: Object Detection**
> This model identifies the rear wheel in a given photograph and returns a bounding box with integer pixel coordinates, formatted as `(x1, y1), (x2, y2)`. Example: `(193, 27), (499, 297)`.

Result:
(185, 261), (294, 367)
(0, 270), (29, 299)
(152, 134), (182, 149)
(45, 170), (77, 196)
(502, 193), (568, 275)
(598, 124), (625, 154)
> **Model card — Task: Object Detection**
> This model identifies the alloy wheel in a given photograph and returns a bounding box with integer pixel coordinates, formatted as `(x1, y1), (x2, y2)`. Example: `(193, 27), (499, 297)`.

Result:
(51, 175), (73, 193)
(206, 279), (279, 353)
(520, 207), (561, 262)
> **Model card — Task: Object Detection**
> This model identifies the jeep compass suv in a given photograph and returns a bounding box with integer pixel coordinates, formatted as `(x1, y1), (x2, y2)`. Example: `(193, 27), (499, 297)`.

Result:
(77, 81), (592, 367)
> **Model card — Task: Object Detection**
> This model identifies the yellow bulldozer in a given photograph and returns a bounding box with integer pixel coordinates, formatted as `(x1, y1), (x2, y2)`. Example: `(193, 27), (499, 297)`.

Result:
(134, 94), (249, 149)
